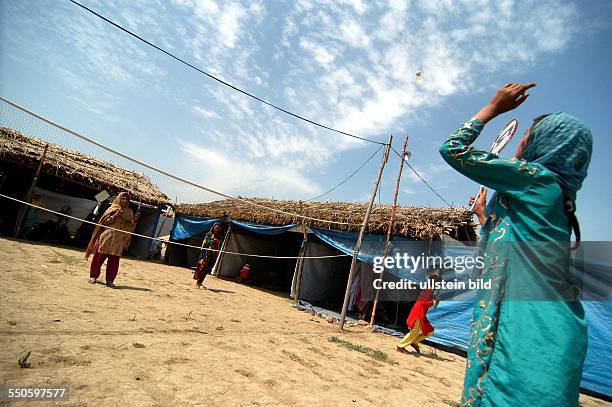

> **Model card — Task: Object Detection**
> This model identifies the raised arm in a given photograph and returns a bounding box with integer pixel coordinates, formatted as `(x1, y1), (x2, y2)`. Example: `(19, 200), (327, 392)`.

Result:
(439, 83), (541, 197)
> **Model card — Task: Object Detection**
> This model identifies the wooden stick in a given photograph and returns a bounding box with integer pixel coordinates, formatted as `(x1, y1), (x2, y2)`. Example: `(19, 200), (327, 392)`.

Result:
(293, 221), (309, 305)
(15, 143), (49, 237)
(212, 223), (232, 276)
(369, 135), (409, 327)
(339, 134), (392, 330)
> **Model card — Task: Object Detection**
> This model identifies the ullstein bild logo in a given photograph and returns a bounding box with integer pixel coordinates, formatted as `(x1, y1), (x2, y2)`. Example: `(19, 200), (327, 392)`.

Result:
(372, 276), (492, 291)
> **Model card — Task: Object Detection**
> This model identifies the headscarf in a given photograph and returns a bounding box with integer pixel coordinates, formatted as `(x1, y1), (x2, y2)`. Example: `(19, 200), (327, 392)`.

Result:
(211, 222), (224, 239)
(85, 192), (129, 259)
(521, 112), (593, 202)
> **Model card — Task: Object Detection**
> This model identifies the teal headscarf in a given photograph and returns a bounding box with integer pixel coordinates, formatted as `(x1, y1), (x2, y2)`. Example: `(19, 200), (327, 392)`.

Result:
(521, 112), (593, 202)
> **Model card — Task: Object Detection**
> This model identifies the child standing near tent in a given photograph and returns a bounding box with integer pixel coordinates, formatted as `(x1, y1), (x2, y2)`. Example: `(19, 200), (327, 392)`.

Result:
(397, 275), (439, 354)
(194, 223), (224, 289)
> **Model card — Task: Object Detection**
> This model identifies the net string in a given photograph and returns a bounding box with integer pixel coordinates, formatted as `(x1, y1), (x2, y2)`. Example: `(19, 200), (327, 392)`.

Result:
(0, 193), (350, 260)
(0, 96), (362, 226)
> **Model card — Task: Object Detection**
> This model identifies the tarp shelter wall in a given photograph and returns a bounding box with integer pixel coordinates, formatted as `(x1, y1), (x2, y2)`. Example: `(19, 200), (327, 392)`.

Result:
(291, 237), (352, 306)
(125, 203), (162, 259)
(33, 187), (97, 235)
(215, 221), (301, 293)
(169, 217), (302, 291)
(166, 216), (219, 267)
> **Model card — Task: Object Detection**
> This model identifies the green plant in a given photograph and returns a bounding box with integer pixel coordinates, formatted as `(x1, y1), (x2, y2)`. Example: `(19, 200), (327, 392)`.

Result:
(18, 351), (31, 368)
(329, 336), (392, 363)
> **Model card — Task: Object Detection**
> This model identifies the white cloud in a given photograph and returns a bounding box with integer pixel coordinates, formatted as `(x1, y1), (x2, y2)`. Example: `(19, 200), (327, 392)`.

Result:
(406, 163), (452, 184)
(339, 20), (371, 48)
(218, 3), (248, 48)
(299, 38), (337, 68)
(192, 106), (221, 120)
(179, 141), (321, 197)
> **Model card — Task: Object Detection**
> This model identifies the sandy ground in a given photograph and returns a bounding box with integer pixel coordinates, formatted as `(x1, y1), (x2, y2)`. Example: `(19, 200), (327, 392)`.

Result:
(0, 238), (607, 407)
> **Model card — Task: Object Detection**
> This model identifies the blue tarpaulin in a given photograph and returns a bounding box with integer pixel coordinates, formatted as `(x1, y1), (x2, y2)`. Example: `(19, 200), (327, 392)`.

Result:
(310, 227), (417, 264)
(170, 215), (297, 240)
(171, 216), (218, 240)
(231, 219), (297, 235)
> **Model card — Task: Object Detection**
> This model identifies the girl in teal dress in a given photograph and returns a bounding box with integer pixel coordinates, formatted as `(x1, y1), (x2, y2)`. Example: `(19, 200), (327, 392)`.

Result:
(439, 83), (593, 406)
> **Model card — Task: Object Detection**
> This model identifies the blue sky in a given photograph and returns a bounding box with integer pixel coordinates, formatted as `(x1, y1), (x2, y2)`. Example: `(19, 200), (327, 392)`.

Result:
(1, 0), (611, 239)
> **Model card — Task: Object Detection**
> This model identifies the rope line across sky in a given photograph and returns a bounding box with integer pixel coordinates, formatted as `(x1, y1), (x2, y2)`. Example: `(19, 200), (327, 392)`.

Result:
(66, 0), (454, 210)
(305, 144), (384, 202)
(68, 0), (385, 146)
(390, 146), (453, 209)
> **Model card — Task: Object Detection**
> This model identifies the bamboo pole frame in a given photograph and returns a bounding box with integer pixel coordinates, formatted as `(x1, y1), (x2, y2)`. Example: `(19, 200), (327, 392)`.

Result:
(339, 134), (392, 330)
(293, 221), (309, 305)
(369, 135), (409, 327)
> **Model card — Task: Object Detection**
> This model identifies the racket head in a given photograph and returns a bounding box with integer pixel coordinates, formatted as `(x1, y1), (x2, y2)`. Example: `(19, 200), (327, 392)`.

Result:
(490, 119), (519, 155)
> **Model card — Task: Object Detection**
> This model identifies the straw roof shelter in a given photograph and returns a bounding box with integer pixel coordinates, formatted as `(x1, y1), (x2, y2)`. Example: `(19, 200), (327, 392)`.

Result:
(176, 198), (476, 241)
(0, 127), (169, 206)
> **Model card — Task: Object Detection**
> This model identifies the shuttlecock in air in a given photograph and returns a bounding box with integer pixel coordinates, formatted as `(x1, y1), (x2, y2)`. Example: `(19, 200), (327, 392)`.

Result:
(415, 70), (424, 86)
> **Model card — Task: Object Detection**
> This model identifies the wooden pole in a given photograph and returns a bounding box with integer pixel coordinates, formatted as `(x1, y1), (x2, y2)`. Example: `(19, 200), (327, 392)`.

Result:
(369, 135), (409, 327)
(293, 221), (309, 305)
(15, 143), (49, 237)
(339, 134), (392, 330)
(212, 223), (232, 277)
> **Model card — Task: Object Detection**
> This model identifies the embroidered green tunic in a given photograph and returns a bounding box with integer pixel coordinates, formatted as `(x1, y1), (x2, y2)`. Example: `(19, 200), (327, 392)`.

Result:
(439, 119), (587, 407)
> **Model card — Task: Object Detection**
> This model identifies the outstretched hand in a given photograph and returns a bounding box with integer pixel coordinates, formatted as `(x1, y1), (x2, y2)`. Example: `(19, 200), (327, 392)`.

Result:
(474, 82), (536, 123)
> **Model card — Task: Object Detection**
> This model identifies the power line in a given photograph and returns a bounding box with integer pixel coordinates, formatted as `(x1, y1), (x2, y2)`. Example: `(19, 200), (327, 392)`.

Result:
(67, 0), (385, 146)
(390, 146), (453, 208)
(306, 144), (383, 201)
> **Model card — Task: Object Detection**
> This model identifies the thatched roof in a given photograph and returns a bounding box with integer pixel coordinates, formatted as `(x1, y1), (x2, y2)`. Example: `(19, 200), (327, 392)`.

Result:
(0, 127), (170, 206)
(176, 198), (476, 240)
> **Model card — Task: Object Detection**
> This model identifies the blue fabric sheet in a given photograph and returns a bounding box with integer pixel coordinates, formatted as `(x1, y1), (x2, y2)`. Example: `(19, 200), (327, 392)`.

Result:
(310, 227), (416, 264)
(170, 215), (297, 240)
(171, 216), (218, 240)
(230, 219), (297, 235)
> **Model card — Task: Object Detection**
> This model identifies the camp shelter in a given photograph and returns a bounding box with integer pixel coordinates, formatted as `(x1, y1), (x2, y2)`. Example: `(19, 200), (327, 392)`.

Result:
(0, 127), (171, 258)
(292, 210), (473, 326)
(169, 205), (305, 294)
(171, 198), (475, 313)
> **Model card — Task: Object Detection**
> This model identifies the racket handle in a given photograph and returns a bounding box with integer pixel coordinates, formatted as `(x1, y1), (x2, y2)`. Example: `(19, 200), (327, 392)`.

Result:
(469, 185), (486, 212)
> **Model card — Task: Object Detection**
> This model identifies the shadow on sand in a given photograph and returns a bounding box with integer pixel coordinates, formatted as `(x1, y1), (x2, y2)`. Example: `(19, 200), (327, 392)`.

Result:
(92, 281), (152, 292)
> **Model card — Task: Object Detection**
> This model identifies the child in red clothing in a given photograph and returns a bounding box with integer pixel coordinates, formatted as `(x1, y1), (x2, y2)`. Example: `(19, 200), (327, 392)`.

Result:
(397, 275), (440, 354)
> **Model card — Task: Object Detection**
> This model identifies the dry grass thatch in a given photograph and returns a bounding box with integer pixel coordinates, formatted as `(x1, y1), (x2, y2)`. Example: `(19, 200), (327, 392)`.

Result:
(176, 198), (476, 240)
(0, 127), (170, 206)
